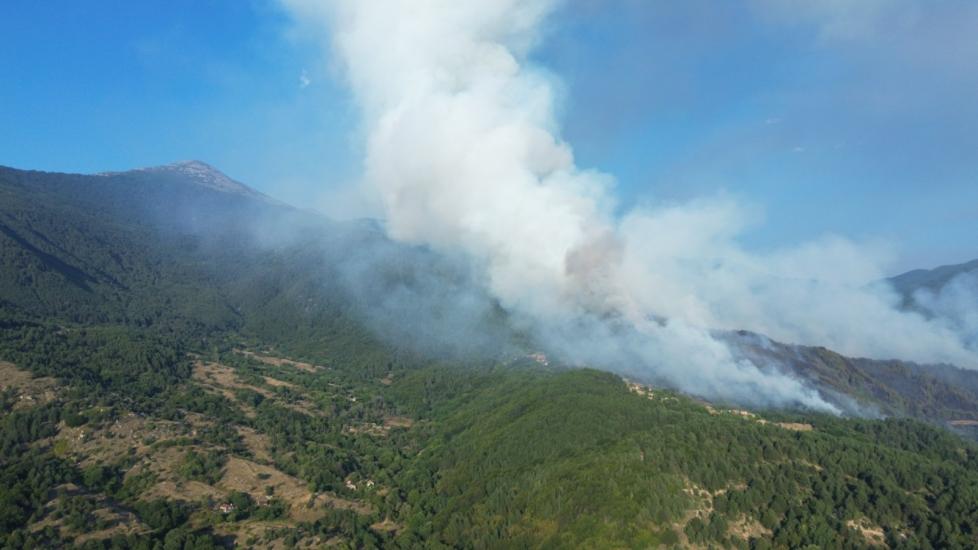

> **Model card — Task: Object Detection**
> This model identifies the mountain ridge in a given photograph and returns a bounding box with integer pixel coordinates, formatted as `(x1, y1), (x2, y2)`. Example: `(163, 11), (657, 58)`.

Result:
(97, 160), (284, 205)
(890, 258), (978, 303)
(2, 161), (977, 424)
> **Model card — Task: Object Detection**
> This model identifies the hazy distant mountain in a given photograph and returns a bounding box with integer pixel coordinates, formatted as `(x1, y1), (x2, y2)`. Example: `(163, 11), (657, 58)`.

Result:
(0, 161), (361, 340)
(890, 258), (978, 303)
(725, 331), (978, 438)
(0, 161), (502, 357)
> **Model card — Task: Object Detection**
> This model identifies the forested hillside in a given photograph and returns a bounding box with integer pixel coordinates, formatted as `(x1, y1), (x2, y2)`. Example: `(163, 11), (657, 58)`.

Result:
(389, 367), (978, 548)
(890, 260), (978, 303)
(1, 163), (977, 548)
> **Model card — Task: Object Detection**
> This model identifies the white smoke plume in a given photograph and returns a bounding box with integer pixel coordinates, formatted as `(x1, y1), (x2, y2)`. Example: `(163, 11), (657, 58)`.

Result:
(912, 272), (978, 351)
(281, 0), (977, 410)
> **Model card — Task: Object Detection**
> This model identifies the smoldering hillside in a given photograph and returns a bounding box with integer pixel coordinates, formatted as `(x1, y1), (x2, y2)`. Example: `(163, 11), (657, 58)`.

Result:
(271, 0), (978, 413)
(4, 161), (978, 435)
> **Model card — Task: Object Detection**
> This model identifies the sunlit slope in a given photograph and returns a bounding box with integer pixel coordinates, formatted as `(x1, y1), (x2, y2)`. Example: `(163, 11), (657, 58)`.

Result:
(387, 366), (978, 548)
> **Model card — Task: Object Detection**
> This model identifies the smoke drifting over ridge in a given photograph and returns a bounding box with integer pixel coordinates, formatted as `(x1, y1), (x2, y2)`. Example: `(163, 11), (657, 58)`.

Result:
(282, 0), (977, 410)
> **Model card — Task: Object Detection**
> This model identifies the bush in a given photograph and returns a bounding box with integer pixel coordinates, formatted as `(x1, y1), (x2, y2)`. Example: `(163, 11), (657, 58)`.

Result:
(63, 411), (87, 428)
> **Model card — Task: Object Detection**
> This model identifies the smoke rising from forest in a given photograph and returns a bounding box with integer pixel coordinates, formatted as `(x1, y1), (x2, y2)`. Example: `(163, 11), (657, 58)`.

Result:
(281, 0), (977, 411)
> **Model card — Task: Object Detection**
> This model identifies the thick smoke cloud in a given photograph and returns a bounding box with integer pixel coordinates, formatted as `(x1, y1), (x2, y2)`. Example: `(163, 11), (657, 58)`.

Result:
(281, 0), (976, 410)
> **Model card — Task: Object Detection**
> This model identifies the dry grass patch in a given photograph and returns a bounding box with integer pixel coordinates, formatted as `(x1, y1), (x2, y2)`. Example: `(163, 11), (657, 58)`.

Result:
(194, 361), (271, 398)
(846, 517), (887, 547)
(728, 515), (772, 540)
(263, 376), (296, 389)
(237, 426), (274, 463)
(235, 349), (322, 373)
(797, 458), (824, 471)
(142, 478), (224, 502)
(193, 361), (321, 417)
(0, 361), (59, 410)
(72, 505), (148, 544)
(55, 413), (192, 466)
(776, 422), (814, 432)
(670, 507), (711, 550)
(219, 456), (305, 503)
(218, 456), (371, 521)
(212, 521), (329, 550)
(383, 416), (414, 429)
(310, 493), (373, 517)
(32, 486), (149, 545)
(703, 401), (815, 433)
(371, 518), (401, 535)
(674, 479), (758, 547)
(346, 416), (416, 438)
(135, 446), (224, 502)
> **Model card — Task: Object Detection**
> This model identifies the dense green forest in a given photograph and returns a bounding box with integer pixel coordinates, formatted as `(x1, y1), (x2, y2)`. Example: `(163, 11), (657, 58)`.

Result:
(1, 164), (977, 548)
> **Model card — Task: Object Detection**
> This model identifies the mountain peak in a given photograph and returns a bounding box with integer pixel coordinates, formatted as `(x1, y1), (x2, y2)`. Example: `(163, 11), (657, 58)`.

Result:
(168, 159), (222, 172)
(144, 160), (251, 195)
(99, 160), (280, 204)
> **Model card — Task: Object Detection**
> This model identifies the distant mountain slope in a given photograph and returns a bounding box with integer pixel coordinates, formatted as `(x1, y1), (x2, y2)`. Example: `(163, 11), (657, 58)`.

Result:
(0, 164), (231, 327)
(0, 162), (506, 363)
(890, 258), (978, 302)
(0, 163), (384, 356)
(725, 331), (978, 438)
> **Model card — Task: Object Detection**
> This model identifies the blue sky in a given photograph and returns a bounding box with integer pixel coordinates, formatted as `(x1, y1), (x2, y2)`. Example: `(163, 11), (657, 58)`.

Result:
(1, 0), (975, 272)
